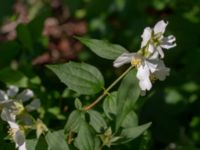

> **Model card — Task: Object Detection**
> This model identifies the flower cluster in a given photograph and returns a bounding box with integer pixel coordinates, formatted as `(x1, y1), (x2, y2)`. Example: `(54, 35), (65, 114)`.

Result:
(113, 20), (176, 93)
(0, 86), (42, 150)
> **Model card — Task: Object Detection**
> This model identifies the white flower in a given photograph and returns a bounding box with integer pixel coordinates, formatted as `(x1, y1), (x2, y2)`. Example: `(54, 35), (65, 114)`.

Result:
(141, 20), (176, 58)
(0, 86), (41, 150)
(113, 52), (170, 92)
(1, 108), (27, 150)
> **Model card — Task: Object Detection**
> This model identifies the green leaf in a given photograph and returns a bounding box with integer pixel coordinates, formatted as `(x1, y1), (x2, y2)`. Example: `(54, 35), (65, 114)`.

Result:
(121, 111), (138, 128)
(47, 62), (104, 95)
(103, 92), (117, 120)
(116, 70), (140, 131)
(77, 37), (127, 60)
(0, 68), (28, 87)
(46, 130), (69, 150)
(65, 110), (84, 133)
(74, 121), (100, 150)
(87, 110), (107, 132)
(16, 24), (33, 50)
(120, 123), (151, 144)
(26, 139), (38, 150)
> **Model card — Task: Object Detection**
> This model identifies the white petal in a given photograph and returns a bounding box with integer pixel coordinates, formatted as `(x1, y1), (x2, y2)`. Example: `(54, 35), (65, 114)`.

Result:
(136, 65), (152, 91)
(0, 90), (8, 101)
(149, 50), (159, 59)
(7, 85), (19, 97)
(161, 43), (176, 49)
(153, 20), (168, 34)
(164, 35), (176, 43)
(19, 143), (27, 150)
(15, 130), (25, 146)
(141, 27), (152, 48)
(145, 60), (158, 73)
(17, 89), (34, 102)
(154, 60), (170, 80)
(1, 108), (16, 122)
(113, 52), (135, 68)
(157, 46), (164, 58)
(25, 98), (40, 111)
(161, 35), (176, 49)
(148, 44), (155, 53)
(8, 121), (19, 129)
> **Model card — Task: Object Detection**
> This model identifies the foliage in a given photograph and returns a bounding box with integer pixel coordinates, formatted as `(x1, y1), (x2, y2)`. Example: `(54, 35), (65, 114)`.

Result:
(0, 0), (200, 150)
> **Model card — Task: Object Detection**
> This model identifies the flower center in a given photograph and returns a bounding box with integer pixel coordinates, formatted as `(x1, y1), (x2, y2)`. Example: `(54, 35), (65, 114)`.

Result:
(8, 128), (18, 139)
(151, 32), (162, 46)
(131, 58), (141, 68)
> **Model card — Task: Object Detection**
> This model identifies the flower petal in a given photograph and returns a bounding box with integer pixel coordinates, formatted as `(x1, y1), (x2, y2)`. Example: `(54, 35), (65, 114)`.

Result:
(153, 20), (168, 34)
(145, 60), (158, 73)
(1, 108), (16, 123)
(157, 46), (165, 58)
(148, 44), (155, 53)
(161, 43), (176, 49)
(136, 65), (152, 91)
(14, 129), (26, 148)
(113, 52), (135, 68)
(149, 50), (159, 59)
(17, 89), (34, 102)
(154, 60), (170, 81)
(141, 27), (152, 48)
(19, 143), (27, 150)
(161, 35), (176, 49)
(25, 98), (40, 111)
(0, 90), (8, 101)
(7, 85), (19, 97)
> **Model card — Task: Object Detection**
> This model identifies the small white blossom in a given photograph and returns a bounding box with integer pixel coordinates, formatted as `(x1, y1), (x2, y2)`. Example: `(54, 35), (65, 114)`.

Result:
(0, 86), (41, 150)
(1, 108), (27, 150)
(113, 52), (170, 92)
(141, 20), (176, 58)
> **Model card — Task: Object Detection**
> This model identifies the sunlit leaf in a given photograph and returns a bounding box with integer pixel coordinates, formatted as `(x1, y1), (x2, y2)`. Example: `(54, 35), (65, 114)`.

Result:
(87, 109), (107, 132)
(47, 62), (104, 95)
(46, 130), (69, 150)
(65, 110), (84, 133)
(119, 122), (151, 144)
(26, 139), (37, 150)
(103, 92), (117, 120)
(121, 111), (138, 128)
(77, 37), (127, 60)
(74, 121), (100, 150)
(116, 70), (140, 131)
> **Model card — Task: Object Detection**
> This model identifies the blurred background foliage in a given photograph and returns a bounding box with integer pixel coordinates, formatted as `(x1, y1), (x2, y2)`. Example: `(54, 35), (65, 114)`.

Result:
(0, 0), (200, 150)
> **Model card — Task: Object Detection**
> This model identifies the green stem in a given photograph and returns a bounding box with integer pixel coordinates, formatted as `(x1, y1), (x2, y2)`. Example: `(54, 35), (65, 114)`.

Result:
(84, 66), (134, 111)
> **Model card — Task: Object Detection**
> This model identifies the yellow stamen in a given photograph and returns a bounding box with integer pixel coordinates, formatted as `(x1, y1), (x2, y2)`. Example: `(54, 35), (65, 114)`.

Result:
(131, 58), (141, 68)
(8, 128), (18, 139)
